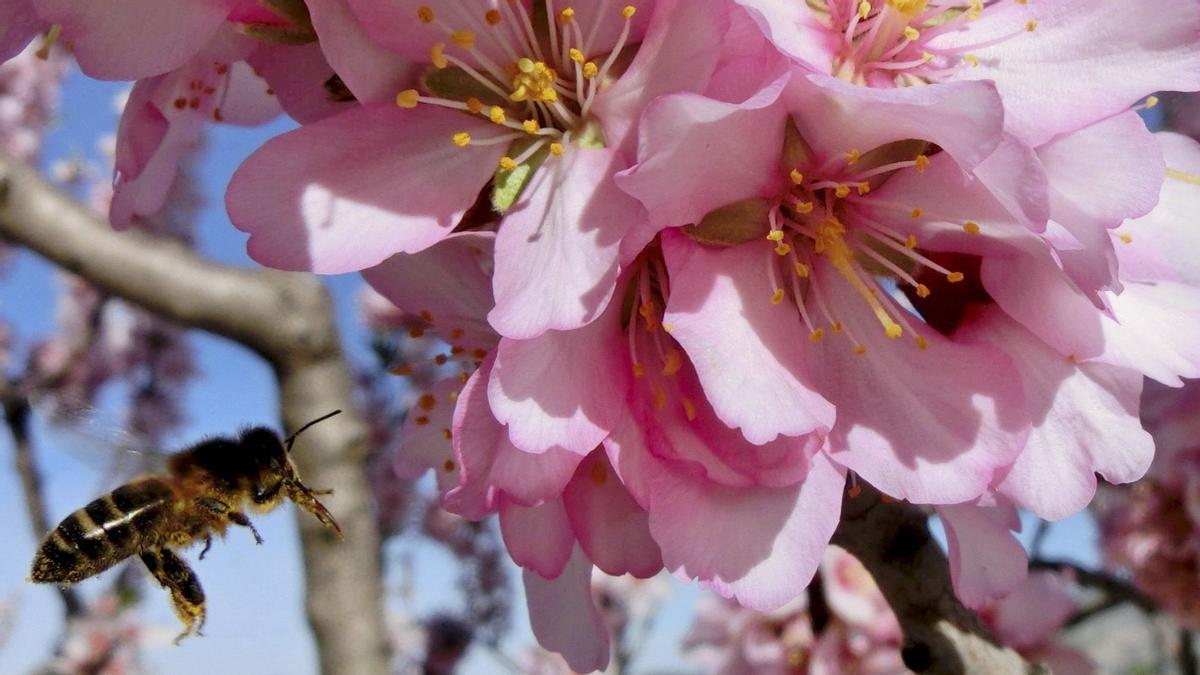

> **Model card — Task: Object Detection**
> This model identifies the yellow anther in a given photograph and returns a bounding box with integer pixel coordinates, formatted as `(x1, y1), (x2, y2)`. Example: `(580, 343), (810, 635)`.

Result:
(832, 321), (844, 333)
(430, 42), (448, 69)
(858, 1), (871, 19)
(905, 234), (917, 248)
(661, 348), (683, 376)
(583, 62), (599, 78)
(451, 30), (475, 49)
(622, 5), (636, 19)
(854, 345), (867, 355)
(1025, 19), (1038, 31)
(888, 0), (928, 16)
(857, 182), (871, 195)
(921, 51), (933, 63)
(771, 288), (786, 305)
(915, 335), (929, 350)
(795, 262), (810, 278)
(790, 169), (804, 185)
(451, 132), (471, 147)
(815, 217), (903, 340)
(632, 362), (645, 378)
(963, 221), (981, 235)
(417, 6), (434, 22)
(466, 97), (483, 113)
(968, 0), (983, 17)
(511, 58), (559, 102)
(885, 324), (902, 339)
(795, 201), (815, 214)
(835, 184), (851, 198)
(846, 148), (861, 164)
(522, 119), (540, 133)
(775, 243), (793, 256)
(1119, 233), (1133, 244)
(1015, 0), (1027, 4)
(809, 328), (825, 342)
(946, 271), (965, 283)
(766, 229), (785, 242)
(963, 53), (980, 66)
(499, 156), (517, 171)
(485, 9), (502, 25)
(441, 429), (452, 441)
(910, 207), (923, 218)
(662, 322), (674, 332)
(915, 283), (931, 298)
(1067, 354), (1079, 364)
(550, 142), (565, 156)
(1142, 95), (1160, 109)
(652, 384), (668, 410)
(681, 397), (697, 421)
(569, 48), (585, 63)
(395, 89), (420, 108)
(559, 8), (575, 24)
(488, 106), (506, 124)
(914, 154), (930, 172)
(903, 26), (920, 41)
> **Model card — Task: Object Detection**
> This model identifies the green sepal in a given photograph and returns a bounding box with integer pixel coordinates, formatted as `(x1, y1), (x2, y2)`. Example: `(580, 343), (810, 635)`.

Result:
(683, 198), (774, 247)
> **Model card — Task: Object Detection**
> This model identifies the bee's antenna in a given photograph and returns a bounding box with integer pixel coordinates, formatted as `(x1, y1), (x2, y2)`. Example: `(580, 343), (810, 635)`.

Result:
(284, 410), (342, 452)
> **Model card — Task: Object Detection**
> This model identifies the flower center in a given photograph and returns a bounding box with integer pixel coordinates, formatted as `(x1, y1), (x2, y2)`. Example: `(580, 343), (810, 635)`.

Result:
(624, 252), (699, 422)
(396, 2), (639, 172)
(807, 0), (1036, 86)
(762, 143), (969, 353)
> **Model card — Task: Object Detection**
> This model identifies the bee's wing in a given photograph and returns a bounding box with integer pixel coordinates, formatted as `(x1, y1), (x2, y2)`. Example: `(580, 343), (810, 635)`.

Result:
(34, 403), (169, 490)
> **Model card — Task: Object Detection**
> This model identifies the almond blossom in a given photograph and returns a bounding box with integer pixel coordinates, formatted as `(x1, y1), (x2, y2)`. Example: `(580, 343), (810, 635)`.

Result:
(227, 0), (740, 339)
(736, 0), (1200, 144)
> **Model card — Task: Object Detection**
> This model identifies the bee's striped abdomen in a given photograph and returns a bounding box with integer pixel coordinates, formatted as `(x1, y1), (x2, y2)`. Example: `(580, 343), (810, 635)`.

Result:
(31, 478), (173, 584)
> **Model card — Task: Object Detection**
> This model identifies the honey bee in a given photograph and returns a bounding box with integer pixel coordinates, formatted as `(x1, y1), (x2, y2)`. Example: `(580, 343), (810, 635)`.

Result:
(29, 410), (344, 642)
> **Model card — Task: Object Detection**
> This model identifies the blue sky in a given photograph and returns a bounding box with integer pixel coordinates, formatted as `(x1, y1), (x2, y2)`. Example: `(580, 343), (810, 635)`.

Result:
(0, 67), (1104, 674)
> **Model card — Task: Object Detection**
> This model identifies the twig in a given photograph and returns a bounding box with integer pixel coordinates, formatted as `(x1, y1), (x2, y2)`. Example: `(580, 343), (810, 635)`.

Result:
(1029, 559), (1157, 614)
(833, 483), (1040, 674)
(0, 154), (389, 675)
(1182, 628), (1198, 675)
(0, 380), (83, 617)
(1029, 520), (1051, 560)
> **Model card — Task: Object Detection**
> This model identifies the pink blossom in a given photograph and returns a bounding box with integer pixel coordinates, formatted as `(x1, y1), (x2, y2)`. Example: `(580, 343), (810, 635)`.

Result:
(979, 572), (1095, 675)
(1099, 379), (1200, 629)
(736, 0), (1200, 144)
(617, 68), (1031, 504)
(227, 0), (749, 339)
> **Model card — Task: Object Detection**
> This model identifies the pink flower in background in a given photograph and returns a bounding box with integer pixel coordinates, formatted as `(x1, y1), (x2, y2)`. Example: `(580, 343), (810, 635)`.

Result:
(1099, 380), (1200, 629)
(227, 0), (746, 339)
(736, 0), (1200, 144)
(979, 572), (1095, 675)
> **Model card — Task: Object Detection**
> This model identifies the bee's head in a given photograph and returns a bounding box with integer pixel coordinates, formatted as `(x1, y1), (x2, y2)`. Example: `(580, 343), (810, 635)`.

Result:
(241, 411), (343, 537)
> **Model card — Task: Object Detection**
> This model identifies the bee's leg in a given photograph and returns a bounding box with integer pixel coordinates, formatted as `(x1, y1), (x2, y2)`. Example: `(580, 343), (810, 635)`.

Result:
(140, 549), (205, 644)
(225, 511), (264, 545)
(198, 497), (262, 544)
(198, 536), (213, 560)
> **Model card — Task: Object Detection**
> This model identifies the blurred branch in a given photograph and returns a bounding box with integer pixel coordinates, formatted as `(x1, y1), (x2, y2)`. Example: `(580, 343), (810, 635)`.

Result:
(0, 154), (390, 675)
(1029, 558), (1157, 614)
(1181, 628), (1197, 675)
(0, 381), (83, 617)
(833, 484), (1040, 675)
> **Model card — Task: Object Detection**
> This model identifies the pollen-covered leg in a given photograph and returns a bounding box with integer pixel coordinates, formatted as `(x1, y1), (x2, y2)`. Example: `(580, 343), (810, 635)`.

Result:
(140, 549), (206, 644)
(198, 497), (262, 545)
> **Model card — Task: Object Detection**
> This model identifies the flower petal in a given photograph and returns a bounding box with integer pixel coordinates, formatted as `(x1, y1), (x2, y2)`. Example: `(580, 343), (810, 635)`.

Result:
(941, 0), (1200, 144)
(734, 0), (838, 73)
(499, 495), (574, 578)
(0, 2), (42, 62)
(807, 260), (1029, 504)
(562, 452), (662, 578)
(648, 451), (846, 611)
(33, 0), (230, 79)
(306, 0), (416, 105)
(937, 501), (1027, 609)
(227, 104), (503, 273)
(488, 288), (629, 455)
(489, 147), (638, 338)
(990, 572), (1077, 650)
(662, 232), (834, 443)
(523, 545), (611, 673)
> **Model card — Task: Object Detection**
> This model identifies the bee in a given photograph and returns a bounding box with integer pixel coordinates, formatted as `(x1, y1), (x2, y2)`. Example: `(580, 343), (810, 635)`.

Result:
(29, 410), (344, 642)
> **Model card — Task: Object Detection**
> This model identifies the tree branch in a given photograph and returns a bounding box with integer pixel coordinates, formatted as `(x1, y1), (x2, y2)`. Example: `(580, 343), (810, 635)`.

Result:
(0, 155), (390, 675)
(833, 483), (1040, 674)
(1029, 559), (1157, 614)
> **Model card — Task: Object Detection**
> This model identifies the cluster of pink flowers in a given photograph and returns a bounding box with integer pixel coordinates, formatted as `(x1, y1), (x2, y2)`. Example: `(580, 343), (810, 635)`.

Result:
(1099, 380), (1200, 629)
(688, 546), (1090, 674)
(11, 0), (1200, 669)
